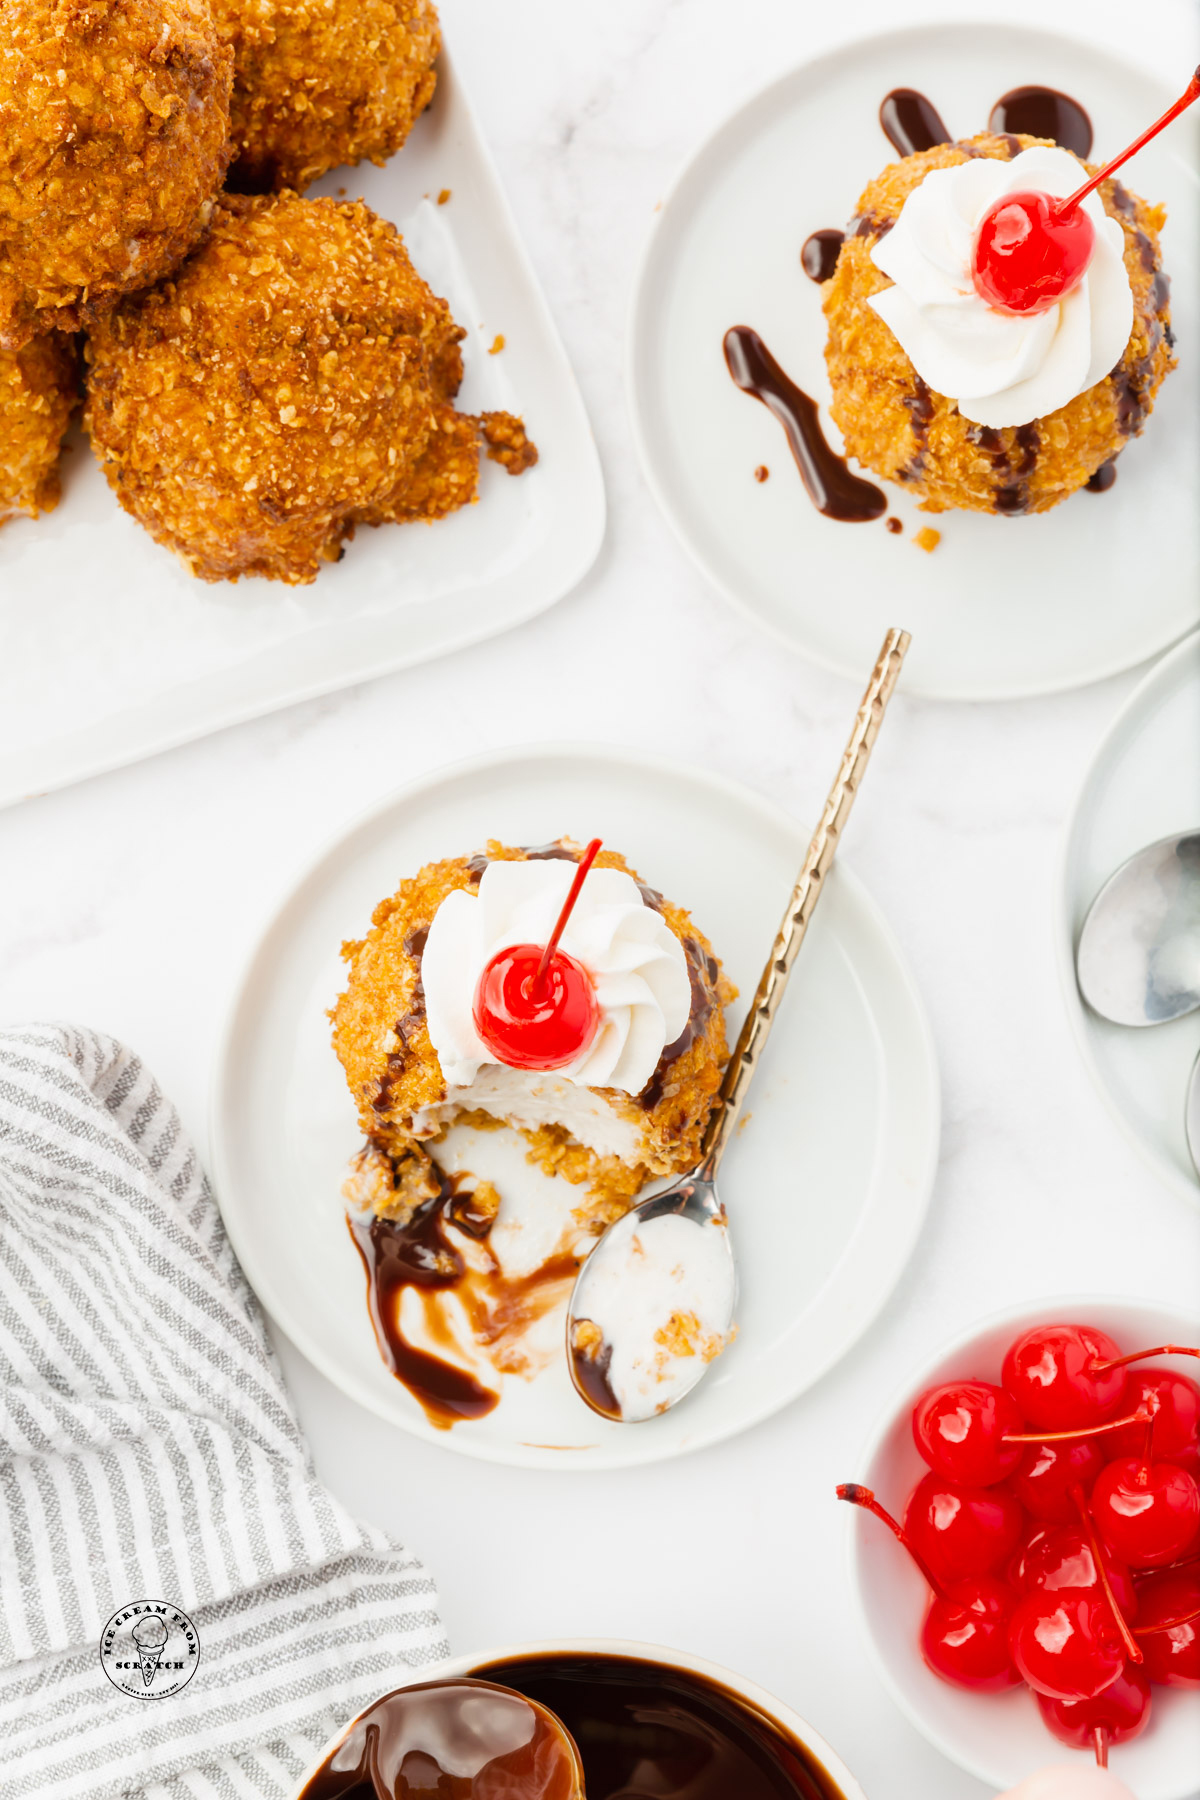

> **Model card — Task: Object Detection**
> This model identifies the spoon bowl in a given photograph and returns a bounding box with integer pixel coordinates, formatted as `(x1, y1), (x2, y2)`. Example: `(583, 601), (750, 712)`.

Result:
(567, 1172), (737, 1422)
(1076, 830), (1200, 1027)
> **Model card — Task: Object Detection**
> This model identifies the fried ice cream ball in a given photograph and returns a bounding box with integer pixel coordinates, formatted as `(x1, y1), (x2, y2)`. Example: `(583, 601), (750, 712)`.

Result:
(331, 841), (736, 1229)
(0, 0), (233, 350)
(215, 0), (440, 192)
(822, 134), (1176, 515)
(0, 334), (78, 525)
(83, 192), (536, 583)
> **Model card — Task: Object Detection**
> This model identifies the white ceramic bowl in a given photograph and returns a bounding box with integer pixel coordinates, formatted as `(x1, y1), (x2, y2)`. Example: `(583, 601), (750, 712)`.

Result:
(845, 1297), (1200, 1799)
(295, 1637), (867, 1799)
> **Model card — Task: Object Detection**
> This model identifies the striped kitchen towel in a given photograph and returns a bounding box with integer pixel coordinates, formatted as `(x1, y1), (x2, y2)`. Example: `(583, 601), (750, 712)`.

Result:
(0, 1024), (450, 1800)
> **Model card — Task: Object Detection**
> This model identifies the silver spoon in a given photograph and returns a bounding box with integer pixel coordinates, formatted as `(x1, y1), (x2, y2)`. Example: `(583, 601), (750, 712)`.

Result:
(566, 626), (911, 1422)
(1076, 830), (1200, 1026)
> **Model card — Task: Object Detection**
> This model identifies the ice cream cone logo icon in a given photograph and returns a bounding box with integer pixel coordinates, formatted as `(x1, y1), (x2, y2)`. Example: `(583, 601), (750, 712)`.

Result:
(100, 1601), (199, 1699)
(131, 1616), (168, 1688)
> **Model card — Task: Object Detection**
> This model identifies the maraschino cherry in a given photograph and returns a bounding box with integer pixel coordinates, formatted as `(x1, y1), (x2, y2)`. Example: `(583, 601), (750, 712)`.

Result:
(837, 1484), (1020, 1690)
(473, 839), (603, 1072)
(1009, 1523), (1138, 1622)
(1035, 1661), (1151, 1758)
(903, 1471), (1025, 1583)
(1091, 1425), (1200, 1570)
(913, 1380), (1025, 1486)
(1002, 1325), (1129, 1431)
(1008, 1589), (1126, 1701)
(973, 66), (1200, 315)
(1108, 1369), (1200, 1465)
(1134, 1565), (1200, 1686)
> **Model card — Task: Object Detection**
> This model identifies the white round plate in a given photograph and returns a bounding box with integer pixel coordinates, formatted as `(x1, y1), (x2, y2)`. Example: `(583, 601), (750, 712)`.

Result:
(1058, 630), (1200, 1206)
(210, 745), (939, 1469)
(848, 1296), (1200, 1800)
(628, 23), (1200, 701)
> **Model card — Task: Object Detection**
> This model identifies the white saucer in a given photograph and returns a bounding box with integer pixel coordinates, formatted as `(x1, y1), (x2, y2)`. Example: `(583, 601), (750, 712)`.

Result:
(1058, 630), (1200, 1206)
(209, 745), (939, 1469)
(628, 22), (1200, 700)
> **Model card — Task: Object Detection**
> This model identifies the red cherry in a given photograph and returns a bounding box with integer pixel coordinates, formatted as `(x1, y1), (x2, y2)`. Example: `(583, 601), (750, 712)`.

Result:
(1013, 1438), (1106, 1524)
(472, 838), (604, 1072)
(973, 189), (1095, 316)
(1135, 1567), (1200, 1686)
(912, 1380), (1025, 1486)
(1009, 1589), (1125, 1700)
(1109, 1371), (1200, 1463)
(1010, 1524), (1138, 1621)
(1036, 1660), (1151, 1752)
(1002, 1325), (1128, 1431)
(922, 1574), (1021, 1692)
(1093, 1455), (1200, 1569)
(837, 1484), (1019, 1691)
(473, 945), (600, 1071)
(973, 67), (1200, 316)
(904, 1472), (1024, 1584)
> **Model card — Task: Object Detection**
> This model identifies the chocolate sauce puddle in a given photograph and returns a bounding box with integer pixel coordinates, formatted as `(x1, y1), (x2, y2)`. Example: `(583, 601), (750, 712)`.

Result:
(472, 1654), (849, 1800)
(990, 86), (1093, 159)
(723, 327), (886, 522)
(349, 1164), (580, 1428)
(880, 88), (952, 156)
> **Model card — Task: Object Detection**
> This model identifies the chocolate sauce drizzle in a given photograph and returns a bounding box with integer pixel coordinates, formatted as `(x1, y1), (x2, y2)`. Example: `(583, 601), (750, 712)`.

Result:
(989, 86), (1093, 159)
(472, 1654), (850, 1800)
(348, 1162), (580, 1428)
(640, 936), (721, 1112)
(968, 421), (1040, 515)
(879, 88), (952, 157)
(568, 1330), (621, 1421)
(723, 326), (886, 522)
(800, 228), (845, 283)
(1086, 460), (1118, 493)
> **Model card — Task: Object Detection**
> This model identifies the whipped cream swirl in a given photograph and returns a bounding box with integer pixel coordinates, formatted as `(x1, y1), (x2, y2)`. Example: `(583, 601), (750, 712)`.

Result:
(421, 858), (692, 1095)
(869, 146), (1133, 428)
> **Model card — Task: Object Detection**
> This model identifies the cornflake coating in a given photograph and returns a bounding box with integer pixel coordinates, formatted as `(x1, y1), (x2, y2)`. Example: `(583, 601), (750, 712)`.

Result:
(822, 134), (1176, 515)
(83, 192), (535, 583)
(0, 0), (233, 349)
(0, 334), (78, 525)
(330, 840), (736, 1232)
(214, 0), (440, 192)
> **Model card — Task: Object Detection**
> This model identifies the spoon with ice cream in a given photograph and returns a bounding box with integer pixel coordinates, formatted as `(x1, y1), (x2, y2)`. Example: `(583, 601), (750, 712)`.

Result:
(566, 626), (910, 1422)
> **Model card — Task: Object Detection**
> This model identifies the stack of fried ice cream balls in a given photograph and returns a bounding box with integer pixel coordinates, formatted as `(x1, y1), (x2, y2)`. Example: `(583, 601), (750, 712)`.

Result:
(0, 0), (534, 583)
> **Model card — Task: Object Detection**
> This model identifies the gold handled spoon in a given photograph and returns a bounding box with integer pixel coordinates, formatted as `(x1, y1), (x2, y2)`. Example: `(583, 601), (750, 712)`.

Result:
(566, 626), (911, 1423)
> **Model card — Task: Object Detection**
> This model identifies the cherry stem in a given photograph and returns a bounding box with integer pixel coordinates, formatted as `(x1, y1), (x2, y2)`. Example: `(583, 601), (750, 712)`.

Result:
(1002, 1404), (1154, 1445)
(836, 1483), (947, 1601)
(1133, 1602), (1200, 1636)
(1093, 1726), (1108, 1770)
(1070, 1483), (1144, 1665)
(1057, 67), (1200, 216)
(1090, 1343), (1200, 1373)
(533, 838), (602, 994)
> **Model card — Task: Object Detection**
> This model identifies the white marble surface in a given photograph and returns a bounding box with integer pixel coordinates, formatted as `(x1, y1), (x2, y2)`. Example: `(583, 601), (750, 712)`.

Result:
(2, 2), (1199, 1796)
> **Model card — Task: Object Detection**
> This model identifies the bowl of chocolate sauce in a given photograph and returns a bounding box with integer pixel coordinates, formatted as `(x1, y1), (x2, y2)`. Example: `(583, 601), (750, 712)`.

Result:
(296, 1640), (865, 1800)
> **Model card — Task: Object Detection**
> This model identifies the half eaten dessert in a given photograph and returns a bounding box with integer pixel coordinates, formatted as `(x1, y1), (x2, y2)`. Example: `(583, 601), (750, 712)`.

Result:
(331, 839), (735, 1231)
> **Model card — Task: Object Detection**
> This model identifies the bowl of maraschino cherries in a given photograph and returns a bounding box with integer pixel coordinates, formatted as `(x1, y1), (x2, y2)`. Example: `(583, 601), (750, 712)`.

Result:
(842, 1301), (1200, 1800)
